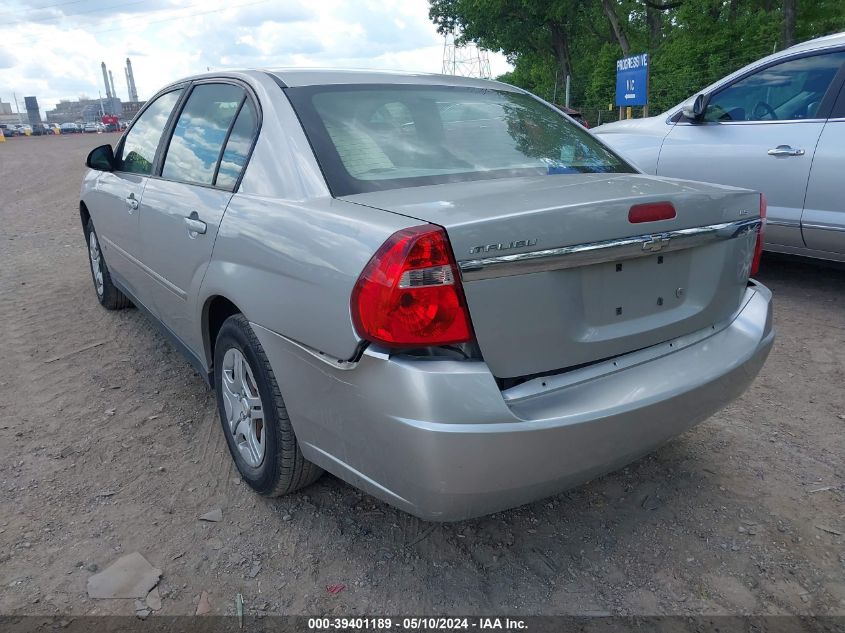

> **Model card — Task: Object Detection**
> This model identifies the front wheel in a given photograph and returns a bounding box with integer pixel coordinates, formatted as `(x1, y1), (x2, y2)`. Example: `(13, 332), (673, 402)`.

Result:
(214, 314), (323, 496)
(85, 219), (131, 310)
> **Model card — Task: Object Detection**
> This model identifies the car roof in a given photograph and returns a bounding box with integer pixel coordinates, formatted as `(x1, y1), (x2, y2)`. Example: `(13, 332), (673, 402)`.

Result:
(268, 68), (520, 91)
(172, 68), (521, 92)
(786, 31), (845, 53)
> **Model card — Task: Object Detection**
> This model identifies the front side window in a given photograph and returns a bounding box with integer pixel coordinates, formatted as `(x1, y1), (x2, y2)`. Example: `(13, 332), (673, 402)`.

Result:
(118, 89), (183, 175)
(161, 83), (244, 186)
(704, 51), (845, 122)
(286, 85), (634, 196)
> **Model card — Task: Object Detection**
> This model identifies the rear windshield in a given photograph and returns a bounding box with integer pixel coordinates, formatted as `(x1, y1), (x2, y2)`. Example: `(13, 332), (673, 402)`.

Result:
(285, 84), (635, 196)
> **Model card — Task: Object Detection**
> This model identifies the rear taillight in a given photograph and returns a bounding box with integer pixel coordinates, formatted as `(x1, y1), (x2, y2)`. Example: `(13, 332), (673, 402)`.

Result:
(351, 225), (473, 348)
(751, 193), (767, 276)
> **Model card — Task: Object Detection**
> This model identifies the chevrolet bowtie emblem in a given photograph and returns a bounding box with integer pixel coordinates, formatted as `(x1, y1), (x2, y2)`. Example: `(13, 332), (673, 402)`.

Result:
(642, 234), (671, 252)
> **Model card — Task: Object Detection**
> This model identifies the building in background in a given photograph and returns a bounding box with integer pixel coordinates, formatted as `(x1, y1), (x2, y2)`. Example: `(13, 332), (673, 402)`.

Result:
(46, 97), (119, 123)
(0, 100), (18, 126)
(120, 100), (145, 120)
(46, 97), (145, 123)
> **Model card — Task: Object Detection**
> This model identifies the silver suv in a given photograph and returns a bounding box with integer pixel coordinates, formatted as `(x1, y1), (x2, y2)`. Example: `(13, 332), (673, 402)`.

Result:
(595, 32), (845, 263)
(80, 70), (773, 520)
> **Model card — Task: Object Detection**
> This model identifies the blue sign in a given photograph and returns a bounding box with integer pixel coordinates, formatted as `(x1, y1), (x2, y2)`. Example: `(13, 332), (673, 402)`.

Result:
(615, 53), (649, 106)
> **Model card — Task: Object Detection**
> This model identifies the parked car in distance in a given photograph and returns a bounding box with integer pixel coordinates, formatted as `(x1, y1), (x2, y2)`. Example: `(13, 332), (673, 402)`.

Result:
(595, 32), (845, 263)
(60, 122), (80, 134)
(0, 124), (17, 137)
(555, 104), (590, 127)
(83, 122), (100, 133)
(79, 69), (774, 520)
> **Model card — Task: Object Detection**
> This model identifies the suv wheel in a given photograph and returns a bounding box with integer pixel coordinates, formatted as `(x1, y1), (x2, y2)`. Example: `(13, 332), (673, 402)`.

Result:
(85, 219), (131, 310)
(214, 314), (323, 496)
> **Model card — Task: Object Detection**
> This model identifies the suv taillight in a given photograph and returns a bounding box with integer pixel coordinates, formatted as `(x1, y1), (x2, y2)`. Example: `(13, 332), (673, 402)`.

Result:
(351, 225), (473, 348)
(751, 193), (767, 277)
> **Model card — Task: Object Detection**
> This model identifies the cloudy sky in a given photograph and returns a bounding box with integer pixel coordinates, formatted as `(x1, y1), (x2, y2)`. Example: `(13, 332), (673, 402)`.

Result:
(0, 0), (511, 115)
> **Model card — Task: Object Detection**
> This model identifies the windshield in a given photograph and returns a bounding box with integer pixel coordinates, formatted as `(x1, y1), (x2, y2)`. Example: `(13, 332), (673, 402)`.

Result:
(285, 84), (635, 196)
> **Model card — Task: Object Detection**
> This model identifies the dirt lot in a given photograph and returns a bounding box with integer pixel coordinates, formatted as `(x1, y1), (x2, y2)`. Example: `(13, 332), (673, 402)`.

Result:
(0, 133), (843, 618)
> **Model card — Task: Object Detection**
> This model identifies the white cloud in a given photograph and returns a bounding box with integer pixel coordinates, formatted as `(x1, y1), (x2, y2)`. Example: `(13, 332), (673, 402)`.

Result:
(0, 0), (512, 116)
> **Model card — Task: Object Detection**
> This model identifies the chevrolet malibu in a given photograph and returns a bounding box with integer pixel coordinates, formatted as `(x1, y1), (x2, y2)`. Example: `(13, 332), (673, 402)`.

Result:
(79, 70), (774, 520)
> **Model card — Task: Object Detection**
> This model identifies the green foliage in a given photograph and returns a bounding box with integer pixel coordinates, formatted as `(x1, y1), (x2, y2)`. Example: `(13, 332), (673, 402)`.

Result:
(430, 0), (845, 119)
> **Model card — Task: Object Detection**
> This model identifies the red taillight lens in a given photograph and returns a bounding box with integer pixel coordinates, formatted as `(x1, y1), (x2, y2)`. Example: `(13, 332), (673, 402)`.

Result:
(351, 225), (473, 348)
(628, 202), (676, 223)
(751, 193), (767, 277)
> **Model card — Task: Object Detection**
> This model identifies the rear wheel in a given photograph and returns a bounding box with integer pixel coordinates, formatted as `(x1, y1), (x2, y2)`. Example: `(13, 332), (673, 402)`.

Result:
(85, 219), (131, 310)
(214, 314), (322, 496)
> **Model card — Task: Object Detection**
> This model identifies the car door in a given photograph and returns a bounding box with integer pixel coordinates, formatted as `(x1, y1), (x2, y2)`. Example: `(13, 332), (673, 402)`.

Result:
(657, 49), (845, 249)
(801, 70), (845, 255)
(139, 81), (259, 355)
(89, 88), (184, 298)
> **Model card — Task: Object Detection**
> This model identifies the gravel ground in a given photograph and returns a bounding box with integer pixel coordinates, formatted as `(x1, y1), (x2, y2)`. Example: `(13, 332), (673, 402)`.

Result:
(0, 133), (843, 618)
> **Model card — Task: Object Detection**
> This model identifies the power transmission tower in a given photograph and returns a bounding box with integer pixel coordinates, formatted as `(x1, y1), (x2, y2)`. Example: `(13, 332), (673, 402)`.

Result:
(441, 32), (491, 79)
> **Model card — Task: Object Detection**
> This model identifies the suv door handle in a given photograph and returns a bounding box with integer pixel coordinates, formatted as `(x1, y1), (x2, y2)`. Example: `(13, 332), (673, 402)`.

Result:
(125, 194), (139, 211)
(184, 212), (207, 235)
(767, 145), (805, 157)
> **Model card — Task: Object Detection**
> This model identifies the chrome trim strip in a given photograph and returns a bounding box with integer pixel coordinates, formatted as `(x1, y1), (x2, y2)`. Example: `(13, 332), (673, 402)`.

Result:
(673, 119), (824, 126)
(459, 218), (761, 282)
(802, 223), (845, 233)
(766, 219), (800, 228)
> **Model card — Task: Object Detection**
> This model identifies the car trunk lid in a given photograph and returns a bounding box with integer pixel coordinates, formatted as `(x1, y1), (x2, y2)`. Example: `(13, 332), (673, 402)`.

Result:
(343, 173), (761, 379)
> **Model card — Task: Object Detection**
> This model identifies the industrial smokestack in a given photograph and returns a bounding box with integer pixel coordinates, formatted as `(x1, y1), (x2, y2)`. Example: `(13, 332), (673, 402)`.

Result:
(109, 70), (117, 102)
(101, 62), (112, 99)
(126, 58), (139, 102)
(124, 67), (131, 101)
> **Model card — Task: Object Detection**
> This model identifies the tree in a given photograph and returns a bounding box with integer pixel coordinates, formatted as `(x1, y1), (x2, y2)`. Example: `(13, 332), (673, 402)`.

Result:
(429, 0), (580, 85)
(783, 0), (797, 47)
(430, 0), (845, 118)
(600, 0), (630, 56)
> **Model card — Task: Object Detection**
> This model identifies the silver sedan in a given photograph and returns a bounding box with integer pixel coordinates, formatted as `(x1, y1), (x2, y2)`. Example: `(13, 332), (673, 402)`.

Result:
(79, 69), (773, 520)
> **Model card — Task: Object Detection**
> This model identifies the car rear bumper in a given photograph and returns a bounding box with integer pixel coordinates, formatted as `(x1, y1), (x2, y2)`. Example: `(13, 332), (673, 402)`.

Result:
(253, 282), (774, 521)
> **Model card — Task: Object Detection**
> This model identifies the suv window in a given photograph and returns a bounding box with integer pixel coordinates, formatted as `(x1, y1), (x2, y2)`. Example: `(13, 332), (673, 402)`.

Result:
(704, 51), (845, 122)
(118, 89), (183, 174)
(161, 83), (244, 186)
(215, 100), (258, 190)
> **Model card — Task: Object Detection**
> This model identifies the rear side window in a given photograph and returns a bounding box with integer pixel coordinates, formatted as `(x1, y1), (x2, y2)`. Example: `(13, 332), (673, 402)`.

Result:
(161, 83), (244, 186)
(215, 100), (258, 190)
(118, 89), (182, 175)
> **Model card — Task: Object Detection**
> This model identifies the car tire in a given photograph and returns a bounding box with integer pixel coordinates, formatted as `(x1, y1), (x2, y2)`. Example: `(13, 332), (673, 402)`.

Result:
(214, 314), (323, 496)
(85, 219), (131, 310)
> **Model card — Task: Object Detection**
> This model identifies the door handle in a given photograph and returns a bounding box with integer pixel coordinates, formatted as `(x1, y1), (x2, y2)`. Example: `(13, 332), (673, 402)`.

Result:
(125, 194), (139, 211)
(184, 212), (207, 235)
(767, 145), (805, 157)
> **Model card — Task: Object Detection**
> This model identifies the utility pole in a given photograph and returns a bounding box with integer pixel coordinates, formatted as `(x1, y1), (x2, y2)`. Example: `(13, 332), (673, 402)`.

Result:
(13, 92), (23, 124)
(441, 32), (491, 79)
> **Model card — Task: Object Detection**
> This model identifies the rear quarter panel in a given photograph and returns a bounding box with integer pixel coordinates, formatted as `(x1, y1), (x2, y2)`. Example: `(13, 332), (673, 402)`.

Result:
(199, 194), (415, 363)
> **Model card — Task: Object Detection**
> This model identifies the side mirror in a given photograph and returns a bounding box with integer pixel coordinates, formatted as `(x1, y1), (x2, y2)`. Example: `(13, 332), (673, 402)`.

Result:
(86, 144), (115, 171)
(681, 93), (708, 121)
